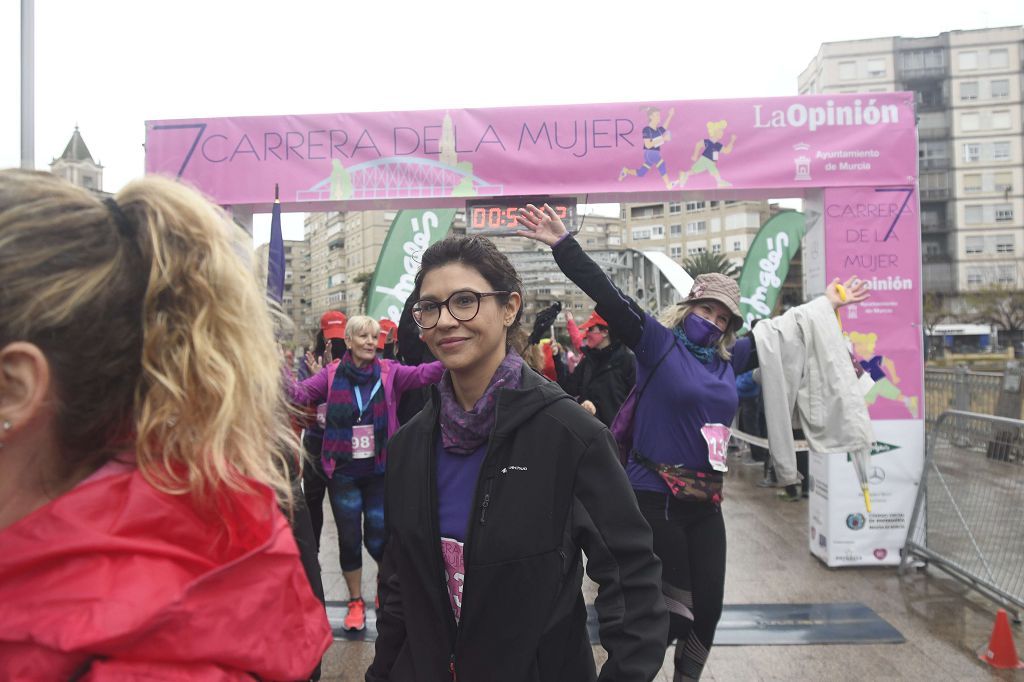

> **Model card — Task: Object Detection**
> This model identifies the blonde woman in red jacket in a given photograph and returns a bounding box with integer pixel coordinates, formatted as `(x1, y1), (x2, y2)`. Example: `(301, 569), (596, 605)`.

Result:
(0, 171), (330, 680)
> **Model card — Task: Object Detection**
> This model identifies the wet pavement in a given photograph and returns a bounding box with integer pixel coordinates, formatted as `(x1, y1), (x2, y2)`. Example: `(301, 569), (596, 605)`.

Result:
(313, 458), (1022, 680)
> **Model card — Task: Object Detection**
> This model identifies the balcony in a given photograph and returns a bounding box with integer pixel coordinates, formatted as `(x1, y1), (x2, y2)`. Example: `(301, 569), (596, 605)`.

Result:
(919, 158), (950, 170)
(898, 66), (947, 81)
(920, 187), (950, 201)
(918, 126), (950, 140)
(923, 262), (956, 293)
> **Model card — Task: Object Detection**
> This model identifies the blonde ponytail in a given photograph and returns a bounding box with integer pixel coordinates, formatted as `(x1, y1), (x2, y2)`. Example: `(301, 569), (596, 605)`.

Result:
(0, 170), (297, 509)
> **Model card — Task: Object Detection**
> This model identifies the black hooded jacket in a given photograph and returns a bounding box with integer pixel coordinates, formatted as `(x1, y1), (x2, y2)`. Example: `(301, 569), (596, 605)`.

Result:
(366, 366), (668, 682)
(558, 342), (637, 427)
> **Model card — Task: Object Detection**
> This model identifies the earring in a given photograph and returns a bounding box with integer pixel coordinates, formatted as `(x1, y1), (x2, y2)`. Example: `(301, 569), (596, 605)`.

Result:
(0, 420), (9, 449)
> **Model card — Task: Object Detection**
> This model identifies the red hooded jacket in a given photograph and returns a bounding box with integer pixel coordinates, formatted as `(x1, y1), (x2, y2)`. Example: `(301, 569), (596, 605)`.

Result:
(0, 460), (332, 680)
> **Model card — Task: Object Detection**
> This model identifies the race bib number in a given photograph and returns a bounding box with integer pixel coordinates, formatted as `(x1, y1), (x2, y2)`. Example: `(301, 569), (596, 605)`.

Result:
(702, 423), (730, 472)
(712, 150), (720, 161)
(441, 537), (466, 623)
(351, 424), (375, 459)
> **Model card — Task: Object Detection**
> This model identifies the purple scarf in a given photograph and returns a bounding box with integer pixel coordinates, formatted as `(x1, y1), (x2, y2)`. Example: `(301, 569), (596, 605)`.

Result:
(439, 350), (524, 454)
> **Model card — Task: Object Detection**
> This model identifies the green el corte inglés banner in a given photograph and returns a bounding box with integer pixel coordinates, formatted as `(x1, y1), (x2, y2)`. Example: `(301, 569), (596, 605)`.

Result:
(366, 209), (456, 322)
(738, 211), (805, 331)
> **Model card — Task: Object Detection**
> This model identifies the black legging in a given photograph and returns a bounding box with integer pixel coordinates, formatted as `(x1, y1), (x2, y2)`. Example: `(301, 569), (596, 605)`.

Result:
(635, 491), (726, 682)
(302, 430), (328, 551)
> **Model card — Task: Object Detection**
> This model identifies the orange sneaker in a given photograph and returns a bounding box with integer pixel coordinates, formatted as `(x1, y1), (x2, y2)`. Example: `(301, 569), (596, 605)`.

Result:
(344, 597), (366, 631)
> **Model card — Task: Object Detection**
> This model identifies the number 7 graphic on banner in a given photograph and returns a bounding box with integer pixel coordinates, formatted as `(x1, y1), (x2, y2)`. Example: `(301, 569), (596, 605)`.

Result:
(875, 187), (914, 242)
(150, 123), (207, 178)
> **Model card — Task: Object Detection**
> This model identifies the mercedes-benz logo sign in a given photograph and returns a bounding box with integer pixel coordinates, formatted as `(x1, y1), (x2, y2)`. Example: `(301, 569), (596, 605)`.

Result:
(868, 466), (885, 485)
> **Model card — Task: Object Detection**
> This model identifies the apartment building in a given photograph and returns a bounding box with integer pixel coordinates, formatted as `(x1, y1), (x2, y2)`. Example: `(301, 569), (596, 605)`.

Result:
(622, 199), (772, 267)
(799, 26), (1024, 306)
(255, 239), (311, 348)
(497, 214), (625, 334)
(304, 210), (396, 327)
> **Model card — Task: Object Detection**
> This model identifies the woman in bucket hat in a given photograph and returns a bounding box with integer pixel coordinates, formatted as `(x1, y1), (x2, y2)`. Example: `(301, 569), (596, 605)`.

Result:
(516, 203), (866, 681)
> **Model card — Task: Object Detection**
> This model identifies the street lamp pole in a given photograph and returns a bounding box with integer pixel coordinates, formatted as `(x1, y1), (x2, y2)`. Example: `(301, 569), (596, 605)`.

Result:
(21, 0), (34, 170)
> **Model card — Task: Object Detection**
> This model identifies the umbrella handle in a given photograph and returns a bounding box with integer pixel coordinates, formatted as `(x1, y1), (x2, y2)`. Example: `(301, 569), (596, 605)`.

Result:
(834, 283), (848, 330)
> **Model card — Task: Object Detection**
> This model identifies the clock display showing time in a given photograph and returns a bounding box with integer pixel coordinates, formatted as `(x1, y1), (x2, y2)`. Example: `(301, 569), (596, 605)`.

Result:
(465, 197), (578, 236)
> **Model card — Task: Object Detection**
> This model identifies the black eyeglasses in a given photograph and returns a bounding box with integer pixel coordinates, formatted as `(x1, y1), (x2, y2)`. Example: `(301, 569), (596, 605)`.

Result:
(411, 290), (510, 329)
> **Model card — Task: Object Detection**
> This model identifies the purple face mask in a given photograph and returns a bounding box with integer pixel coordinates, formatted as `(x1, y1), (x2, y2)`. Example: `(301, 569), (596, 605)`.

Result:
(683, 313), (724, 347)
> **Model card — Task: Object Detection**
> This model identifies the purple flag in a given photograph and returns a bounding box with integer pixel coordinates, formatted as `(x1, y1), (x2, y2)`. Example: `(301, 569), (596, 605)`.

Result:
(266, 186), (285, 304)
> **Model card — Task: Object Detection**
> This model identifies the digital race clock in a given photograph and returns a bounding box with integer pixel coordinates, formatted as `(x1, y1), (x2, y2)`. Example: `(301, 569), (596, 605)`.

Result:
(465, 196), (578, 236)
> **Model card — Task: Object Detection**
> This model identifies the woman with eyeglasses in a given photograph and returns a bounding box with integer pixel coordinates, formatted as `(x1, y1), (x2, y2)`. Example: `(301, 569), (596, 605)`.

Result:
(288, 315), (443, 632)
(367, 236), (667, 682)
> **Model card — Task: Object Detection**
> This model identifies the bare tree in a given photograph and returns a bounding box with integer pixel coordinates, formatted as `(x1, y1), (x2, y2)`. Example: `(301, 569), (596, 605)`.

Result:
(922, 292), (948, 336)
(965, 285), (1024, 335)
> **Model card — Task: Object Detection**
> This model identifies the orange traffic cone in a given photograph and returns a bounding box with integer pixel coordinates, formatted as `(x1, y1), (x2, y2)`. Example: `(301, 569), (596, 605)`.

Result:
(978, 609), (1024, 669)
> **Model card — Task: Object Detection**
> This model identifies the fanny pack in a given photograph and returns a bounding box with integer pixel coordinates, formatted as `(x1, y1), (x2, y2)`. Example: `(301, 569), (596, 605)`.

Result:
(632, 450), (724, 505)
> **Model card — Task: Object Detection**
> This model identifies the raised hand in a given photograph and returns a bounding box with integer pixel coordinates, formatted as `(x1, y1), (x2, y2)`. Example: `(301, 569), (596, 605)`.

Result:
(515, 203), (569, 247)
(826, 276), (870, 310)
(305, 351), (323, 374)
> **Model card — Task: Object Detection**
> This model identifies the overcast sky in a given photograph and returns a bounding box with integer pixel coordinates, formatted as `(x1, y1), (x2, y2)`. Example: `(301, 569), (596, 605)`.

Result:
(2, 0), (1020, 244)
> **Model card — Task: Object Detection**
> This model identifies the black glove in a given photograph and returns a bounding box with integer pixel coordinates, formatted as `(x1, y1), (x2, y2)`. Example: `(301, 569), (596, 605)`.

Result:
(528, 302), (562, 346)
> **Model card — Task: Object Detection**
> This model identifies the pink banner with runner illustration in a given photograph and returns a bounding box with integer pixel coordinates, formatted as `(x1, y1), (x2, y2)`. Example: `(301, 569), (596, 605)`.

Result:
(145, 93), (917, 209)
(825, 186), (923, 421)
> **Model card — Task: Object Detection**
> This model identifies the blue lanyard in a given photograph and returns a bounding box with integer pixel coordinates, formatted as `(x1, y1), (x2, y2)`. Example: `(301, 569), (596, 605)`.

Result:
(354, 378), (383, 421)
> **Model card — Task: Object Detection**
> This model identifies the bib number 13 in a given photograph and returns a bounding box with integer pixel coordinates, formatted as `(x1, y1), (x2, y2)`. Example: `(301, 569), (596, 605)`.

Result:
(701, 423), (731, 473)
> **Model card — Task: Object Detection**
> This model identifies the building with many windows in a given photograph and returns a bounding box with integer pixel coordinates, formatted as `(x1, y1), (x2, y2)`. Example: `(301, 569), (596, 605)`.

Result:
(255, 239), (311, 348)
(622, 199), (773, 268)
(799, 26), (1024, 308)
(497, 214), (625, 335)
(304, 210), (397, 326)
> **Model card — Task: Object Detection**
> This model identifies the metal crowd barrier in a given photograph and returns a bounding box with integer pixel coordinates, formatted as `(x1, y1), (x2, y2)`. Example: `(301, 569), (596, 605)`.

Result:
(924, 367), (1003, 427)
(900, 410), (1024, 620)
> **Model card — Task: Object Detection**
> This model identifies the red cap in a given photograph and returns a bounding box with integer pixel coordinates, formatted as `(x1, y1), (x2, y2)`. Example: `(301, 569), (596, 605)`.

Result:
(377, 318), (398, 350)
(320, 311), (347, 340)
(580, 311), (609, 331)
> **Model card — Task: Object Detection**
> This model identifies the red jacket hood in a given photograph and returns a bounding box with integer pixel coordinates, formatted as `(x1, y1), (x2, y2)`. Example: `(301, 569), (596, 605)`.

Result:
(0, 462), (331, 680)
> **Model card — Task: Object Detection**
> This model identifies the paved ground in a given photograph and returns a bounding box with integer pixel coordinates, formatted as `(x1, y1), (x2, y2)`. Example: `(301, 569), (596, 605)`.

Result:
(312, 458), (1022, 681)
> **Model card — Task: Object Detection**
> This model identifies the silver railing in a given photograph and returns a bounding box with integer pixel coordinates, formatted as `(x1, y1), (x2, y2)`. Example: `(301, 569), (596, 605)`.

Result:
(900, 411), (1024, 620)
(924, 367), (1003, 427)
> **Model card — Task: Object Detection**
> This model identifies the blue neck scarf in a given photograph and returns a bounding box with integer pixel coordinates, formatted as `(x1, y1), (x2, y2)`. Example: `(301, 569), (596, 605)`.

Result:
(673, 326), (717, 365)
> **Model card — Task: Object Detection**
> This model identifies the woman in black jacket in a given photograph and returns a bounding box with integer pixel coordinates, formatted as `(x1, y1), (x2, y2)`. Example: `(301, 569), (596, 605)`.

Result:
(367, 236), (668, 682)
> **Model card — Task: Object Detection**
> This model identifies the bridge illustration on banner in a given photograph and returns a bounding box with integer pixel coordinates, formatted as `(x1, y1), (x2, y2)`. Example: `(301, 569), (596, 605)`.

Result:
(295, 157), (504, 202)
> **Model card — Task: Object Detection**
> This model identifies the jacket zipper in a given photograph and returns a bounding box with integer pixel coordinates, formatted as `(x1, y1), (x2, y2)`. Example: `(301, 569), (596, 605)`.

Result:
(425, 390), (459, 676)
(479, 476), (495, 524)
(451, 392), (504, 678)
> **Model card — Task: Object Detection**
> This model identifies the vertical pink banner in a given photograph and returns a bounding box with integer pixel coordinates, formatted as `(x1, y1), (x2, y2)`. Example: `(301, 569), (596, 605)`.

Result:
(825, 187), (923, 421)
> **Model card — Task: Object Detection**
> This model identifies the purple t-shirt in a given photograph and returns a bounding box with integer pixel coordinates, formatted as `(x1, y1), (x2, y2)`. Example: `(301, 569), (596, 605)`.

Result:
(626, 314), (752, 493)
(702, 139), (724, 161)
(436, 438), (487, 622)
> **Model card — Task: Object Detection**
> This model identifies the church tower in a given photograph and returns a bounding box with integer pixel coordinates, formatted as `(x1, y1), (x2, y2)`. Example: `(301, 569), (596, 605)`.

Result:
(50, 127), (104, 192)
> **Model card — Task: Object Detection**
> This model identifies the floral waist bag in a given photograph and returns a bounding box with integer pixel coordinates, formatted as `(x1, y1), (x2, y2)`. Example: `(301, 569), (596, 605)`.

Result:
(632, 450), (724, 505)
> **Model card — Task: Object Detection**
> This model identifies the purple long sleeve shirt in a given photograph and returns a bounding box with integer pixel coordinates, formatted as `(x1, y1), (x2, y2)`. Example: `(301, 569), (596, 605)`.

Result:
(626, 315), (752, 493)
